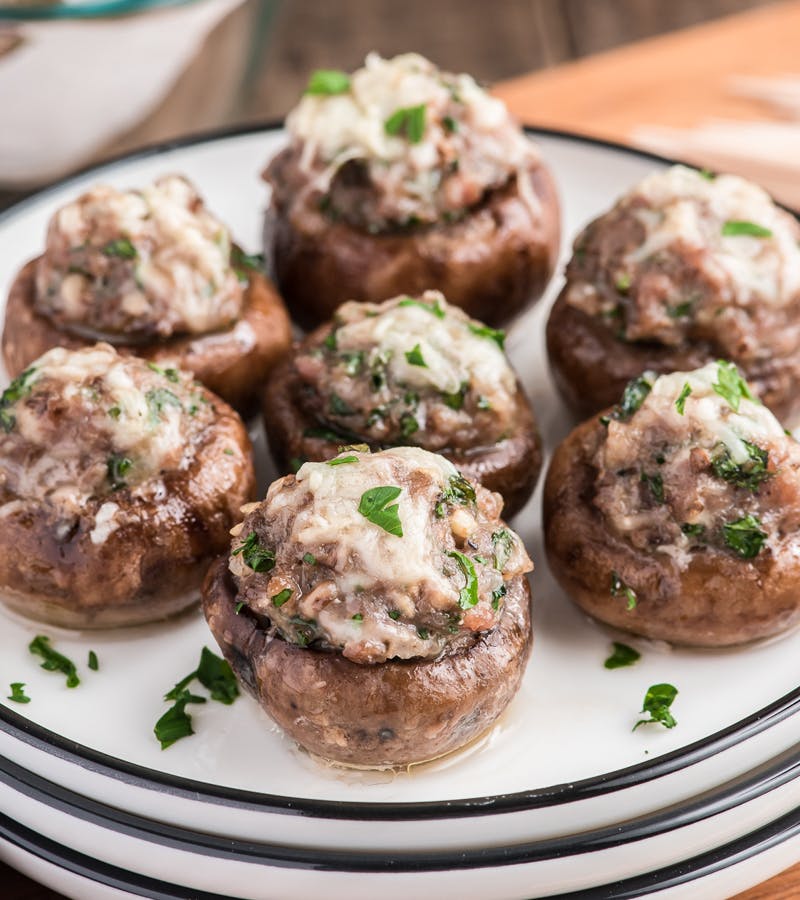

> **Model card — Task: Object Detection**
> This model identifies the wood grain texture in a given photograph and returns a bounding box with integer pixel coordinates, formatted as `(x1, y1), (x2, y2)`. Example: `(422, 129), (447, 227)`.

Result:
(493, 0), (800, 209)
(495, 0), (800, 135)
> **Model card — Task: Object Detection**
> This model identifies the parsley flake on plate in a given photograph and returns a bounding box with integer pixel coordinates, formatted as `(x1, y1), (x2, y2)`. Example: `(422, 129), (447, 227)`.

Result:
(29, 636), (80, 688)
(604, 642), (640, 670)
(634, 683), (678, 730)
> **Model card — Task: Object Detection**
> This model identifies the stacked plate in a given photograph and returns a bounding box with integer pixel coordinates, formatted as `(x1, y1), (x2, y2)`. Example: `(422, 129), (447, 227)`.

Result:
(1, 128), (800, 900)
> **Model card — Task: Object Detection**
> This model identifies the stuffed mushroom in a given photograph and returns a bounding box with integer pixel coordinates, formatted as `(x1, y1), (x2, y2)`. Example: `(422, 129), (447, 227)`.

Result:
(2, 175), (292, 412)
(262, 291), (541, 517)
(203, 445), (533, 767)
(0, 343), (254, 628)
(544, 361), (800, 646)
(263, 53), (560, 330)
(547, 165), (800, 420)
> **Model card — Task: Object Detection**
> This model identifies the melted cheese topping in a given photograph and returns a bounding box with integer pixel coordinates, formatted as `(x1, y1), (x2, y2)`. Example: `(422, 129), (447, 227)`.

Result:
(627, 166), (800, 307)
(3, 345), (213, 515)
(645, 363), (786, 460)
(598, 362), (791, 567)
(37, 175), (243, 335)
(23, 345), (188, 475)
(336, 292), (516, 400)
(285, 447), (457, 595)
(285, 53), (537, 223)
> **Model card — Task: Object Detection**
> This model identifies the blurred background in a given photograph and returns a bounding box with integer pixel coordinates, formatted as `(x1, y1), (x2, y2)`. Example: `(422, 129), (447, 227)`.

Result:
(2, 0), (798, 209)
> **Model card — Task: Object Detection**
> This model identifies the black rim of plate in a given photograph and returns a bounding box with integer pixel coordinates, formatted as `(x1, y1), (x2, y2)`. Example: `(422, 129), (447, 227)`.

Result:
(1, 766), (800, 895)
(1, 738), (800, 872)
(0, 124), (799, 823)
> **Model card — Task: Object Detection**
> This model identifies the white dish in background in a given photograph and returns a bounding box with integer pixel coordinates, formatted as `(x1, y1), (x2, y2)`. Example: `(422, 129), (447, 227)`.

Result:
(0, 129), (799, 882)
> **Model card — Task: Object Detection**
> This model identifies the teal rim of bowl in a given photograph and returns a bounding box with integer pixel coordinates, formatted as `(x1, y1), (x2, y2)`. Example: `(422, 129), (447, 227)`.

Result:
(0, 0), (196, 21)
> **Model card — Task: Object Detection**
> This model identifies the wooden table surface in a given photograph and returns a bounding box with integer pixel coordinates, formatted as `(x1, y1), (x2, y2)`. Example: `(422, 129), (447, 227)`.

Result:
(3, 2), (800, 898)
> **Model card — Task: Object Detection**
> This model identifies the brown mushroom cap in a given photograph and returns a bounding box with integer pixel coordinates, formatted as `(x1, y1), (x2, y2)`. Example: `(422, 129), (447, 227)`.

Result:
(264, 156), (560, 331)
(203, 558), (532, 767)
(2, 257), (292, 414)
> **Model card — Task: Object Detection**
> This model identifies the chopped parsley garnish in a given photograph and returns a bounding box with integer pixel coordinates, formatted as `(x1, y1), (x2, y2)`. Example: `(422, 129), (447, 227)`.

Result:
(640, 471), (664, 504)
(329, 393), (355, 416)
(467, 323), (505, 350)
(712, 360), (756, 413)
(675, 382), (692, 415)
(610, 571), (637, 610)
(723, 514), (767, 559)
(388, 610), (401, 620)
(145, 387), (181, 423)
(442, 115), (458, 133)
(416, 627), (430, 640)
(491, 583), (507, 610)
(681, 522), (706, 538)
(667, 299), (693, 319)
(327, 454), (359, 466)
(302, 552), (317, 565)
(196, 648), (238, 704)
(108, 405), (121, 419)
(306, 68), (351, 95)
(442, 381), (468, 410)
(7, 682), (30, 704)
(400, 412), (419, 438)
(612, 372), (655, 421)
(398, 296), (446, 318)
(162, 645), (239, 733)
(698, 168), (716, 180)
(405, 344), (427, 367)
(272, 588), (292, 607)
(232, 531), (276, 572)
(147, 362), (180, 383)
(154, 692), (198, 749)
(615, 272), (631, 293)
(340, 351), (365, 376)
(352, 613), (363, 622)
(358, 485), (403, 537)
(288, 616), (316, 647)
(721, 220), (773, 238)
(230, 246), (265, 281)
(102, 237), (137, 259)
(711, 441), (770, 491)
(447, 550), (479, 609)
(29, 636), (80, 688)
(435, 473), (477, 517)
(324, 329), (338, 351)
(492, 529), (514, 570)
(88, 651), (99, 671)
(366, 406), (387, 427)
(384, 103), (427, 143)
(476, 395), (492, 411)
(107, 454), (133, 490)
(604, 642), (640, 670)
(634, 683), (678, 730)
(235, 601), (245, 614)
(0, 367), (37, 433)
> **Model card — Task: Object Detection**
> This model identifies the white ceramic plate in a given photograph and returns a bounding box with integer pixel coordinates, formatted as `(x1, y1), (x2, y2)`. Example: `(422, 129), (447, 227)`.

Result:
(2, 749), (800, 900)
(1, 127), (800, 859)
